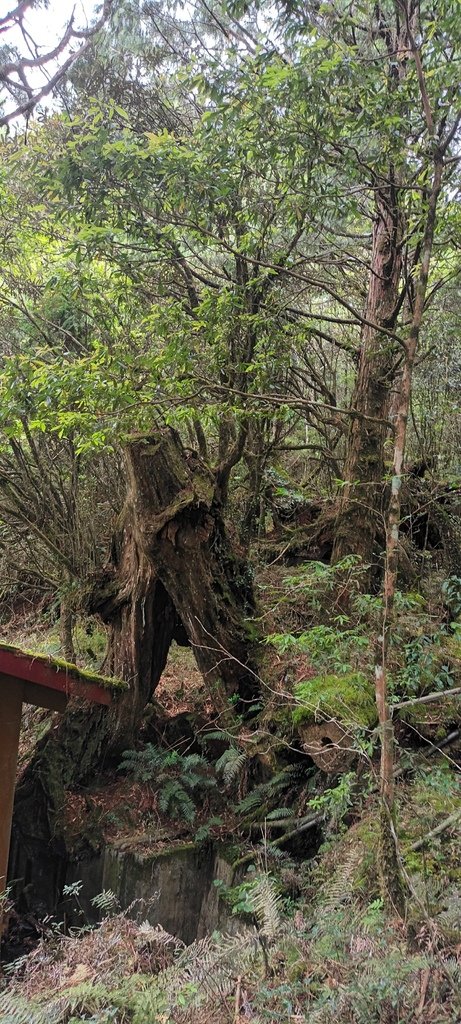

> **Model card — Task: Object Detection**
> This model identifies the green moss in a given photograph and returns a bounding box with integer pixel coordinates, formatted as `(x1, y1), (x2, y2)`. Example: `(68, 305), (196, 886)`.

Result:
(440, 634), (461, 666)
(0, 640), (127, 692)
(292, 672), (377, 728)
(73, 620), (108, 670)
(137, 841), (196, 862)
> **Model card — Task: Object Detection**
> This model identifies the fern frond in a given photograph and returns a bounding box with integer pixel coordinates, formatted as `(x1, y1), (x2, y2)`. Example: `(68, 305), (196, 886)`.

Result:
(91, 889), (119, 914)
(215, 747), (248, 786)
(435, 892), (461, 937)
(149, 927), (261, 1008)
(0, 992), (60, 1024)
(182, 753), (208, 771)
(158, 781), (196, 823)
(317, 847), (363, 922)
(306, 997), (342, 1024)
(236, 791), (260, 815)
(266, 807), (293, 821)
(248, 873), (282, 943)
(265, 767), (298, 794)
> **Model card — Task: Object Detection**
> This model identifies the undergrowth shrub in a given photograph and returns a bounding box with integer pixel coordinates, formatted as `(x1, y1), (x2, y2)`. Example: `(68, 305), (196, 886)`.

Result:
(258, 556), (365, 634)
(2, 806), (461, 1023)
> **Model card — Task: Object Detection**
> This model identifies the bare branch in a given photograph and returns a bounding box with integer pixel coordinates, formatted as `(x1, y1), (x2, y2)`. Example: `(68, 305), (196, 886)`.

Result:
(0, 0), (112, 126)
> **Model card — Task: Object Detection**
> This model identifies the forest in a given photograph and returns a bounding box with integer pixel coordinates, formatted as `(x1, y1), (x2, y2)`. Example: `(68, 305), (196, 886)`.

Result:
(0, 0), (460, 1021)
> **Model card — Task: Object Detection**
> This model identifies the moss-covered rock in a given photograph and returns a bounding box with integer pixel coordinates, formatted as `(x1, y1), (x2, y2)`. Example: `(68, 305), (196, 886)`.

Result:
(292, 672), (377, 729)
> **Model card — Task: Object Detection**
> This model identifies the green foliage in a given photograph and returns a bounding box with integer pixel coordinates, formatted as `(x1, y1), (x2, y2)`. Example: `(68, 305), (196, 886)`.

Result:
(442, 575), (461, 617)
(268, 624), (371, 675)
(91, 890), (120, 916)
(293, 672), (377, 729)
(0, 992), (52, 1024)
(72, 620), (108, 671)
(308, 772), (356, 826)
(215, 871), (282, 941)
(236, 765), (306, 819)
(194, 816), (223, 843)
(215, 745), (248, 787)
(394, 633), (455, 699)
(118, 745), (215, 824)
(263, 559), (366, 635)
(2, 782), (461, 1023)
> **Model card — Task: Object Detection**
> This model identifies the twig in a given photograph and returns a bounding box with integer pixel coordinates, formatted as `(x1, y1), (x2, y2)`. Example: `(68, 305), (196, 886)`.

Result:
(234, 975), (242, 1022)
(393, 687), (461, 710)
(409, 808), (461, 852)
(402, 720), (460, 770)
(425, 729), (460, 756)
(232, 814), (322, 869)
(417, 967), (430, 1017)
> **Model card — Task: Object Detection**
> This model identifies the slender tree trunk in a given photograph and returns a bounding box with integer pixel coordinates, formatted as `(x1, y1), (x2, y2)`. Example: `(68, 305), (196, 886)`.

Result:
(240, 432), (265, 546)
(59, 598), (75, 663)
(332, 178), (403, 569)
(375, 151), (443, 914)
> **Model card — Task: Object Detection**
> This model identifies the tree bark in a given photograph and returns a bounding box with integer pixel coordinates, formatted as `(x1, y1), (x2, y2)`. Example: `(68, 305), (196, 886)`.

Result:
(88, 519), (180, 751)
(59, 598), (75, 663)
(125, 428), (260, 709)
(332, 178), (403, 569)
(375, 151), (443, 915)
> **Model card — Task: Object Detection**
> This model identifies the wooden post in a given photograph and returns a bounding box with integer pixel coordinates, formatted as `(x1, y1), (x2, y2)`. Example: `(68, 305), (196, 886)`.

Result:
(0, 679), (23, 925)
(0, 647), (115, 943)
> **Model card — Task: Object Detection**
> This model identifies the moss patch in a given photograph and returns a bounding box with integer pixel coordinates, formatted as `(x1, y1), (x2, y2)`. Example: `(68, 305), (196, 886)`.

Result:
(440, 633), (461, 672)
(292, 672), (377, 728)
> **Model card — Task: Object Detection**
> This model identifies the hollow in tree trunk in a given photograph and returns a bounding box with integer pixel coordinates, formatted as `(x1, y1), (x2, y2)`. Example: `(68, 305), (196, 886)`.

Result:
(87, 518), (181, 751)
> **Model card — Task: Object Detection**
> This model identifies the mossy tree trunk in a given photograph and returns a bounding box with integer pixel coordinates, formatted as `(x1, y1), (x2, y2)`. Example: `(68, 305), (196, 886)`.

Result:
(10, 527), (178, 918)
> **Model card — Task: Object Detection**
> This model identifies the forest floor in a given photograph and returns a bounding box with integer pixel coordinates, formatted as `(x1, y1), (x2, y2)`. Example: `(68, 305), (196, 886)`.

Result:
(1, 563), (461, 1022)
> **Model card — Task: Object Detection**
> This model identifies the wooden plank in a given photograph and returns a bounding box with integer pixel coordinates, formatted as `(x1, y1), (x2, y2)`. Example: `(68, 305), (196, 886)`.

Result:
(22, 680), (68, 712)
(0, 649), (111, 706)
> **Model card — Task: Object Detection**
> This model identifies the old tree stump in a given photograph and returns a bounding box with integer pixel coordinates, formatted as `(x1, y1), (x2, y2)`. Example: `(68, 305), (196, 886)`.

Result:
(11, 428), (261, 916)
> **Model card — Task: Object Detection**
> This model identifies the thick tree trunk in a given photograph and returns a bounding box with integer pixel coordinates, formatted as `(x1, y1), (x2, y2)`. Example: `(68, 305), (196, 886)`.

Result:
(125, 428), (259, 708)
(10, 506), (177, 920)
(332, 180), (403, 570)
